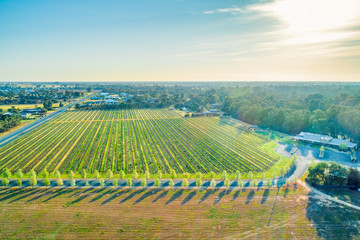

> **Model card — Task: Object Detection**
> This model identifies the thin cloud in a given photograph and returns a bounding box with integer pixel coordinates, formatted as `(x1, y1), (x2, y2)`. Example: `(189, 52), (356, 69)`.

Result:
(203, 7), (245, 15)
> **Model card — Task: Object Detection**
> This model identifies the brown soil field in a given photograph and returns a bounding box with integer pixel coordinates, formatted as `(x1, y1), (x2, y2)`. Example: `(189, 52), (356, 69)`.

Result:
(0, 186), (359, 239)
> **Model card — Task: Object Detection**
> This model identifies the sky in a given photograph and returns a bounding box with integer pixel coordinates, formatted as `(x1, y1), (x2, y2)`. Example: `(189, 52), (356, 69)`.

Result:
(0, 0), (360, 82)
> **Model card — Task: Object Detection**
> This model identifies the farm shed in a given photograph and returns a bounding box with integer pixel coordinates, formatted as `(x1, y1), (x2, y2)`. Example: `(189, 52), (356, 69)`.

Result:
(293, 132), (357, 150)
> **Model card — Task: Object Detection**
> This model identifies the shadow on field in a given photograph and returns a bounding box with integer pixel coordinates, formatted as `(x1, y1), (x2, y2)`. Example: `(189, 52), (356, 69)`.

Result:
(120, 188), (146, 203)
(101, 189), (130, 205)
(198, 189), (219, 204)
(306, 191), (360, 240)
(131, 189), (160, 204)
(153, 190), (169, 203)
(261, 189), (270, 204)
(43, 188), (73, 202)
(245, 190), (255, 204)
(181, 191), (196, 205)
(232, 190), (240, 201)
(165, 189), (184, 205)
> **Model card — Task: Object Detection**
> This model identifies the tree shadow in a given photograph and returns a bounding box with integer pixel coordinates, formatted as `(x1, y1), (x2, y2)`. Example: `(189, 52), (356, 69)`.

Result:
(232, 190), (240, 201)
(214, 190), (226, 205)
(261, 189), (270, 204)
(133, 189), (162, 205)
(101, 189), (130, 205)
(257, 181), (264, 191)
(242, 181), (250, 192)
(245, 190), (255, 205)
(26, 188), (54, 202)
(71, 188), (104, 204)
(165, 189), (184, 205)
(181, 191), (196, 205)
(284, 187), (290, 197)
(89, 189), (116, 203)
(198, 189), (218, 204)
(43, 188), (72, 202)
(0, 188), (24, 201)
(120, 188), (146, 203)
(306, 191), (360, 239)
(8, 188), (42, 204)
(153, 190), (169, 203)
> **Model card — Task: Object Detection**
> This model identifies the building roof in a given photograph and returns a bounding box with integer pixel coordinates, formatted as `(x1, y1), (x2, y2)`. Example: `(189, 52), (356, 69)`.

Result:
(294, 132), (357, 149)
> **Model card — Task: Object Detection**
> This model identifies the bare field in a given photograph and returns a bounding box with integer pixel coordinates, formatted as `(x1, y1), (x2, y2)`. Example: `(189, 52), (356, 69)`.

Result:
(1, 185), (357, 239)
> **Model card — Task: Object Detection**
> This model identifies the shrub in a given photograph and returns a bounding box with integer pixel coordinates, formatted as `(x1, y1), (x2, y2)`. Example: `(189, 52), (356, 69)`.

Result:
(347, 168), (360, 188)
(81, 169), (87, 179)
(126, 178), (132, 187)
(210, 178), (216, 189)
(120, 170), (126, 179)
(71, 179), (76, 187)
(132, 171), (138, 179)
(252, 179), (257, 188)
(170, 169), (177, 179)
(29, 169), (37, 178)
(57, 178), (63, 186)
(68, 170), (75, 179)
(280, 167), (285, 177)
(182, 178), (189, 188)
(141, 178), (147, 188)
(308, 161), (349, 186)
(224, 178), (230, 188)
(144, 170), (150, 179)
(221, 170), (228, 180)
(339, 143), (348, 151)
(286, 179), (290, 186)
(94, 170), (100, 179)
(266, 178), (272, 188)
(235, 170), (241, 180)
(99, 178), (105, 187)
(3, 168), (11, 178)
(169, 179), (175, 188)
(41, 168), (49, 179)
(196, 172), (203, 179)
(196, 178), (202, 188)
(262, 172), (265, 181)
(43, 178), (50, 186)
(157, 170), (162, 179)
(183, 172), (190, 179)
(154, 178), (161, 187)
(17, 178), (22, 186)
(107, 169), (113, 179)
(209, 171), (216, 179)
(237, 180), (243, 188)
(113, 179), (118, 187)
(29, 176), (37, 186)
(16, 169), (24, 179)
(55, 170), (61, 179)
(2, 178), (9, 186)
(248, 171), (253, 180)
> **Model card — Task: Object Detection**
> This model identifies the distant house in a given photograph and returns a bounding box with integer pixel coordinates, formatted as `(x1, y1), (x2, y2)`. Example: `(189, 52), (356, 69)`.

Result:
(181, 107), (187, 111)
(20, 112), (31, 118)
(20, 109), (45, 115)
(293, 132), (357, 150)
(105, 99), (118, 105)
(120, 92), (127, 97)
(248, 126), (258, 132)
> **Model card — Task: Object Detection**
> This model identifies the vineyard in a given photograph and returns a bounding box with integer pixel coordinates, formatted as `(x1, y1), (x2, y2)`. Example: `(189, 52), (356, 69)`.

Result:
(0, 109), (278, 174)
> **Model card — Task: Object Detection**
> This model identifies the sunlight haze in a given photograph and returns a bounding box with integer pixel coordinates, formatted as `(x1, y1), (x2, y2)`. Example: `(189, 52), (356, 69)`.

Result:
(0, 0), (359, 82)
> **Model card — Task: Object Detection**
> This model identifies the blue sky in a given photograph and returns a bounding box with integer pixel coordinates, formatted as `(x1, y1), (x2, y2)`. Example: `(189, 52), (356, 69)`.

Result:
(0, 0), (360, 82)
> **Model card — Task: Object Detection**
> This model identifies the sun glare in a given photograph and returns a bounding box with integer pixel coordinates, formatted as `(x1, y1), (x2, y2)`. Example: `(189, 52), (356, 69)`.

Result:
(255, 0), (360, 44)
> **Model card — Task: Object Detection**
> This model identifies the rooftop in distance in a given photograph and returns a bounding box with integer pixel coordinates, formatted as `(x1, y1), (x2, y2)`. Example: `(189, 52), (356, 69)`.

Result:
(293, 132), (357, 149)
